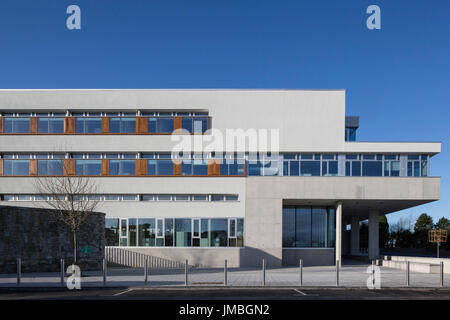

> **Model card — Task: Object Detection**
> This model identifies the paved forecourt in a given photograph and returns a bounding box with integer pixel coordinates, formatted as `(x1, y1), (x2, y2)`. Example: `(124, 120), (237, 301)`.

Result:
(0, 264), (448, 288)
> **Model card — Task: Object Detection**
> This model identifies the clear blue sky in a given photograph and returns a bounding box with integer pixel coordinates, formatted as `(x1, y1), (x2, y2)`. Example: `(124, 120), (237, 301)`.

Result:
(0, 0), (448, 226)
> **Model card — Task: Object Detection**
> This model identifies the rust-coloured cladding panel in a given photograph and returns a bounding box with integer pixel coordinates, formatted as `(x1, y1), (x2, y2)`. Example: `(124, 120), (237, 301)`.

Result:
(102, 117), (110, 133)
(135, 159), (147, 176)
(29, 159), (38, 176)
(64, 117), (76, 134)
(29, 117), (38, 134)
(136, 117), (148, 134)
(0, 159), (3, 175)
(208, 160), (220, 176)
(174, 163), (182, 176)
(64, 159), (76, 176)
(101, 159), (109, 176)
(174, 117), (182, 131)
(0, 117), (3, 133)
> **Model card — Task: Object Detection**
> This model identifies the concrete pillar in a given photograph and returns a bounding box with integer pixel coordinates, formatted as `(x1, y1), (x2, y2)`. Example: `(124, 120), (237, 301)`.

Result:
(335, 202), (342, 267)
(368, 210), (380, 260)
(350, 216), (360, 255)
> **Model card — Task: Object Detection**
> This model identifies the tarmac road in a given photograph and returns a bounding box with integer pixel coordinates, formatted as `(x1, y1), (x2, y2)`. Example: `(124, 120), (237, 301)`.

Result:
(1, 287), (450, 300)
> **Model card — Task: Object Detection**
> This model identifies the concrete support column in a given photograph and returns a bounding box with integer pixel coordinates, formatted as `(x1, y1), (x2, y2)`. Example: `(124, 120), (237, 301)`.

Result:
(350, 216), (360, 255)
(335, 201), (342, 267)
(368, 210), (380, 260)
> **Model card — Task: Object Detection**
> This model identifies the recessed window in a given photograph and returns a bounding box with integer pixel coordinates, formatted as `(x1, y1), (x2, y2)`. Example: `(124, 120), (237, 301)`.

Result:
(37, 118), (64, 133)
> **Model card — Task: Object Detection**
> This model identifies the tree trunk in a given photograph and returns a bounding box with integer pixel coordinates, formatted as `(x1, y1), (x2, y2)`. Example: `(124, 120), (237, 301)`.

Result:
(73, 230), (77, 265)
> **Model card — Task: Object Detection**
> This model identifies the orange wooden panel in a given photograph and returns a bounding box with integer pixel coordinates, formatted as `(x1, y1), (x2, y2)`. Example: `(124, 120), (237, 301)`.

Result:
(136, 117), (148, 134)
(174, 117), (182, 131)
(64, 159), (75, 176)
(102, 117), (110, 134)
(29, 159), (37, 176)
(0, 117), (3, 133)
(101, 159), (109, 176)
(135, 159), (147, 176)
(30, 117), (38, 134)
(174, 163), (182, 176)
(208, 160), (220, 176)
(64, 117), (76, 134)
(0, 159), (3, 176)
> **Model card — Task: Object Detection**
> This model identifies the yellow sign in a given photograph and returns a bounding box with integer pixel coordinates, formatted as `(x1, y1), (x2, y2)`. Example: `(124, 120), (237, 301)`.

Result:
(428, 229), (448, 243)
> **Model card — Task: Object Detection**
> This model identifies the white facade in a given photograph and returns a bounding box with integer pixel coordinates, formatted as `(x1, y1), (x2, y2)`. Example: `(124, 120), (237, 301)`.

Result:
(0, 89), (441, 267)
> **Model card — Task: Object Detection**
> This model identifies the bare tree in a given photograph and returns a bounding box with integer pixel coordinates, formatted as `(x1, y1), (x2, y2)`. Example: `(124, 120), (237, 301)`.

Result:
(33, 160), (101, 268)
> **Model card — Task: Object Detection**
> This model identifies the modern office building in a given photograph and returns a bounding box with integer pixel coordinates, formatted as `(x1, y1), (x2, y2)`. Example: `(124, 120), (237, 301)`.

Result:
(0, 89), (441, 267)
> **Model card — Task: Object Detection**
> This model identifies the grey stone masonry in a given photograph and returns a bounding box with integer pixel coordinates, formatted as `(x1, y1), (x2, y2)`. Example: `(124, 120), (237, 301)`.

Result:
(0, 205), (105, 273)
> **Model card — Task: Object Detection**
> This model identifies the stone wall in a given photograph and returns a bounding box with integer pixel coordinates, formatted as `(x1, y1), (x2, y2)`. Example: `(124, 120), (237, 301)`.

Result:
(0, 205), (105, 273)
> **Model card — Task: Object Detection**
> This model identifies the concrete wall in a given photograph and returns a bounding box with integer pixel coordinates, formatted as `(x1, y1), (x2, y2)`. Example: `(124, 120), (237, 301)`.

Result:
(0, 89), (346, 153)
(0, 205), (105, 273)
(124, 247), (242, 268)
(0, 177), (246, 219)
(282, 249), (335, 266)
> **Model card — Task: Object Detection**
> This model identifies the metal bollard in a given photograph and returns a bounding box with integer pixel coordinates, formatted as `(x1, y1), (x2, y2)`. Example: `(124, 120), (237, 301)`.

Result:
(262, 259), (266, 286)
(224, 260), (228, 286)
(103, 258), (107, 286)
(372, 260), (375, 287)
(406, 261), (410, 287)
(17, 258), (21, 286)
(336, 260), (339, 287)
(440, 262), (444, 288)
(185, 259), (188, 286)
(60, 259), (65, 286)
(299, 259), (303, 287)
(144, 258), (148, 285)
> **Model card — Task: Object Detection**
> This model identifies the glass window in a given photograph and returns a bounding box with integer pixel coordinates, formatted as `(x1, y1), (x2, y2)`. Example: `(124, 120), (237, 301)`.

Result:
(211, 195), (224, 201)
(311, 208), (327, 247)
(193, 219), (200, 247)
(181, 162), (192, 175)
(201, 219), (210, 247)
(210, 219), (228, 247)
(122, 195), (137, 201)
(37, 118), (64, 133)
(75, 160), (101, 175)
(300, 161), (320, 176)
(104, 195), (119, 201)
(174, 194), (190, 201)
(141, 194), (155, 201)
(148, 118), (174, 133)
(4, 160), (29, 175)
(237, 219), (244, 247)
(193, 160), (208, 175)
(248, 162), (263, 176)
(327, 208), (335, 248)
(120, 219), (128, 246)
(128, 219), (137, 246)
(37, 160), (63, 175)
(4, 118), (30, 133)
(76, 118), (102, 133)
(164, 218), (174, 247)
(225, 195), (238, 201)
(289, 161), (299, 176)
(157, 194), (172, 201)
(148, 160), (173, 175)
(109, 160), (135, 175)
(175, 219), (192, 247)
(138, 218), (155, 247)
(192, 195), (208, 201)
(181, 118), (193, 132)
(105, 218), (119, 246)
(282, 207), (295, 247)
(362, 161), (382, 176)
(109, 117), (136, 133)
(295, 207), (311, 247)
